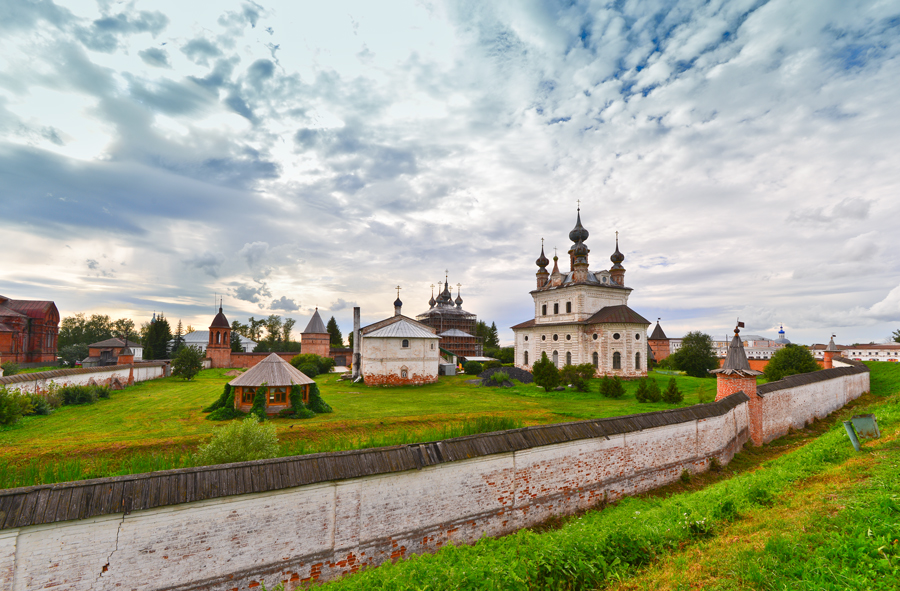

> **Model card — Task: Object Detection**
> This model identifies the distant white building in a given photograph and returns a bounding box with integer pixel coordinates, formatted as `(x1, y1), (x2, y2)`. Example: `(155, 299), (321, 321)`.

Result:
(170, 331), (256, 353)
(360, 297), (441, 386)
(811, 342), (900, 362)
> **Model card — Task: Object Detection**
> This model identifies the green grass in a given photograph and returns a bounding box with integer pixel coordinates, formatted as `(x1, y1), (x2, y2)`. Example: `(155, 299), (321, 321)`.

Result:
(316, 362), (900, 590)
(1, 368), (722, 489)
(8, 366), (59, 374)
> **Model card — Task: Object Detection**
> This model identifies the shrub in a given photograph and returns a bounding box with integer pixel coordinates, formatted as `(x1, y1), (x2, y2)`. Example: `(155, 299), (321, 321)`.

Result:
(680, 469), (692, 484)
(250, 386), (267, 420)
(764, 344), (820, 382)
(599, 375), (625, 398)
(634, 378), (654, 403)
(490, 371), (510, 385)
(464, 361), (484, 375)
(94, 385), (111, 399)
(203, 384), (233, 413)
(0, 386), (31, 426)
(172, 345), (204, 380)
(307, 383), (332, 414)
(1, 362), (20, 376)
(207, 407), (244, 421)
(662, 377), (684, 403)
(27, 395), (54, 416)
(290, 354), (333, 375)
(532, 352), (560, 392)
(559, 365), (584, 391)
(59, 385), (99, 405)
(709, 457), (722, 472)
(298, 363), (319, 379)
(194, 416), (279, 465)
(483, 360), (502, 371)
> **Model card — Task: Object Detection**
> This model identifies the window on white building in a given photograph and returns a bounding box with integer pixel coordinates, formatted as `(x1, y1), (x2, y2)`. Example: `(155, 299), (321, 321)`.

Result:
(613, 352), (621, 370)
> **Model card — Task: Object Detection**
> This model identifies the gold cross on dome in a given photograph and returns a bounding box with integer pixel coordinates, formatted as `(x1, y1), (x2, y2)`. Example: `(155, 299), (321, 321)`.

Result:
(577, 198), (581, 210)
(396, 285), (401, 298)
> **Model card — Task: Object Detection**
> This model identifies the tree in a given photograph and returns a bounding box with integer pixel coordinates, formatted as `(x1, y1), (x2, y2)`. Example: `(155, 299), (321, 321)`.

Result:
(892, 329), (900, 343)
(635, 377), (662, 403)
(112, 318), (135, 340)
(264, 315), (283, 350)
(142, 314), (172, 360)
(671, 331), (719, 378)
(171, 320), (185, 355)
(172, 345), (204, 380)
(230, 330), (243, 352)
(599, 375), (625, 398)
(560, 363), (594, 392)
(532, 352), (560, 392)
(194, 416), (278, 465)
(59, 343), (89, 367)
(764, 344), (820, 382)
(662, 377), (683, 403)
(282, 318), (296, 347)
(326, 316), (344, 347)
(247, 317), (265, 343)
(348, 331), (354, 351)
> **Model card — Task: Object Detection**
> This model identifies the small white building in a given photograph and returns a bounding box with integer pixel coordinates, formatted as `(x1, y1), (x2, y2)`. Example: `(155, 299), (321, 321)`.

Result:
(360, 297), (441, 386)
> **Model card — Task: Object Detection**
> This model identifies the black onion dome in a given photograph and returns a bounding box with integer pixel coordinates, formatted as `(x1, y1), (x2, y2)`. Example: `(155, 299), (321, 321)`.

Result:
(573, 241), (589, 256)
(455, 294), (463, 306)
(394, 297), (403, 307)
(610, 237), (625, 265)
(429, 295), (436, 307)
(536, 245), (550, 268)
(568, 210), (589, 243)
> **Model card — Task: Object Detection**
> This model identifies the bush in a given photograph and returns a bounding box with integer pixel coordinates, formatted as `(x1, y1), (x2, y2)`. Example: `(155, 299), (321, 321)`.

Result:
(764, 344), (820, 382)
(307, 383), (332, 414)
(207, 407), (244, 421)
(172, 345), (204, 380)
(490, 371), (510, 386)
(1, 362), (20, 376)
(27, 394), (54, 416)
(483, 360), (502, 371)
(290, 353), (333, 375)
(464, 361), (483, 375)
(59, 385), (99, 405)
(250, 387), (267, 420)
(298, 363), (319, 379)
(662, 377), (684, 403)
(635, 378), (662, 403)
(532, 352), (560, 392)
(203, 384), (233, 413)
(0, 386), (31, 426)
(95, 385), (111, 399)
(194, 416), (279, 465)
(599, 375), (625, 398)
(59, 343), (89, 368)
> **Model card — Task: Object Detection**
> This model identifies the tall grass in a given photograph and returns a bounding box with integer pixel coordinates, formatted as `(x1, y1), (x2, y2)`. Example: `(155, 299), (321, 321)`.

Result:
(0, 416), (523, 489)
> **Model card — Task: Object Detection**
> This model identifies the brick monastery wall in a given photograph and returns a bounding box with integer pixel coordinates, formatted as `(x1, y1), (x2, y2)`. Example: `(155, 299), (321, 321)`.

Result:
(756, 364), (869, 444)
(1, 394), (750, 590)
(0, 362), (167, 394)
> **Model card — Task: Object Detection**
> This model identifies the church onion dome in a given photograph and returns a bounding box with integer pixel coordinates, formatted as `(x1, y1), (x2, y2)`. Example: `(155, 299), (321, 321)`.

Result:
(455, 294), (463, 307)
(610, 236), (625, 268)
(394, 297), (403, 308)
(568, 209), (589, 244)
(573, 241), (589, 257)
(429, 295), (436, 307)
(536, 244), (550, 269)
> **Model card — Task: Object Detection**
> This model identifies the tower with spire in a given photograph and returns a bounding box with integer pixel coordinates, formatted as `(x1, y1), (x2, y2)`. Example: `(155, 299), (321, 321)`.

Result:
(207, 298), (232, 369)
(512, 206), (650, 378)
(300, 307), (331, 358)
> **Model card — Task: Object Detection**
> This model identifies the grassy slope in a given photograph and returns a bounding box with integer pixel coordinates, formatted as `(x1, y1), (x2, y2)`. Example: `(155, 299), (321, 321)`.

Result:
(1, 369), (716, 466)
(315, 361), (899, 590)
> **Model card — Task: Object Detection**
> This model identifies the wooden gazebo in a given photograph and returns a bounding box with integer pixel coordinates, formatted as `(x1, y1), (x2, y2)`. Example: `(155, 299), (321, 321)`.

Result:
(229, 353), (315, 415)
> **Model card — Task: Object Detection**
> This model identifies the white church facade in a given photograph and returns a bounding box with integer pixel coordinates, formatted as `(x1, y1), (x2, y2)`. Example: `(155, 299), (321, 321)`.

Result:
(512, 210), (650, 378)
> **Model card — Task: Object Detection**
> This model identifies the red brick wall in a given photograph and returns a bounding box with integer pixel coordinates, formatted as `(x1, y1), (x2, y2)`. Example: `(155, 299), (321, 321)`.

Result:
(716, 358), (768, 372)
(648, 339), (669, 361)
(716, 375), (762, 445)
(362, 371), (438, 386)
(230, 352), (297, 369)
(207, 346), (232, 369)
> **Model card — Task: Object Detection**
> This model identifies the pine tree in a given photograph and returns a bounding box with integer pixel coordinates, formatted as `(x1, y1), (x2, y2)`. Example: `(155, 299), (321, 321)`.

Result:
(171, 320), (185, 355)
(662, 377), (683, 404)
(487, 322), (500, 349)
(326, 316), (344, 347)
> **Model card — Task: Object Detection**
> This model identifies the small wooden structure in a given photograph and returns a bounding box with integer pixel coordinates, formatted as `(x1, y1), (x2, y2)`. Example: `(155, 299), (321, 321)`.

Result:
(229, 353), (315, 415)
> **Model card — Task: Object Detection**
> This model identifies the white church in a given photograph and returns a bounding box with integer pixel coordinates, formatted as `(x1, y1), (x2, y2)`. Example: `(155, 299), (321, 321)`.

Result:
(512, 209), (651, 378)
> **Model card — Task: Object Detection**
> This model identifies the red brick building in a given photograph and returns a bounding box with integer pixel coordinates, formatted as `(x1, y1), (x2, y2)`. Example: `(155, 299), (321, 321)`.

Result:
(0, 295), (60, 364)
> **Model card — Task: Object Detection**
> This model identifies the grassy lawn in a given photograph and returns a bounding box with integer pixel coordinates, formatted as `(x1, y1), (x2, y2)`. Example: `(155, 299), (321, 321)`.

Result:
(1, 368), (722, 486)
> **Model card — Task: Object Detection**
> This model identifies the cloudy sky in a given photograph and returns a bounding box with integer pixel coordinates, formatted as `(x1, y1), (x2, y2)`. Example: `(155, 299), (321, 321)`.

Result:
(2, 0), (899, 346)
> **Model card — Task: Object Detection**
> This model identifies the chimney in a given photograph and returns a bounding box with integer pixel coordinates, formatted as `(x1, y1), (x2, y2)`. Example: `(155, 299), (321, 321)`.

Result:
(352, 307), (361, 380)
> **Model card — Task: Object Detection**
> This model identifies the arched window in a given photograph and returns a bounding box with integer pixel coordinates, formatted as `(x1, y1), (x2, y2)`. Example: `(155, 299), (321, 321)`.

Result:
(565, 352), (572, 366)
(401, 339), (409, 348)
(400, 368), (408, 378)
(216, 331), (220, 344)
(542, 304), (547, 315)
(613, 352), (621, 370)
(553, 303), (559, 314)
(552, 350), (559, 366)
(524, 351), (529, 365)
(566, 302), (572, 313)
(635, 352), (641, 370)
(592, 352), (599, 368)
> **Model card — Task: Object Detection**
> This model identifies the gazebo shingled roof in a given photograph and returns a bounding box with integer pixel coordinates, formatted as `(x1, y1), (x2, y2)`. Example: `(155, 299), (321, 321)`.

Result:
(229, 353), (315, 387)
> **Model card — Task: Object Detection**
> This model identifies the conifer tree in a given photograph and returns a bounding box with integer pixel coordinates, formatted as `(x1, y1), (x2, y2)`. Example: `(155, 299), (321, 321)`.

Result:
(326, 316), (344, 347)
(532, 352), (560, 392)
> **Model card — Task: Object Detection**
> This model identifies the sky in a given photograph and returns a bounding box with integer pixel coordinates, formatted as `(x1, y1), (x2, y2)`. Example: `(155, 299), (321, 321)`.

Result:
(1, 0), (899, 346)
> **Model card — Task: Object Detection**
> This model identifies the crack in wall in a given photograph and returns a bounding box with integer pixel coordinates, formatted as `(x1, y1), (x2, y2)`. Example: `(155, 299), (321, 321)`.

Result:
(93, 513), (125, 588)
